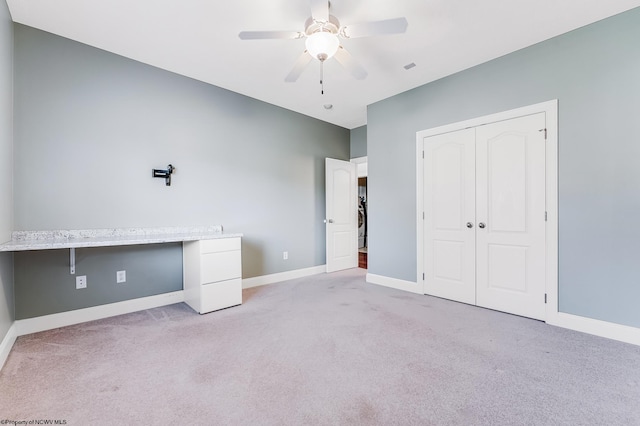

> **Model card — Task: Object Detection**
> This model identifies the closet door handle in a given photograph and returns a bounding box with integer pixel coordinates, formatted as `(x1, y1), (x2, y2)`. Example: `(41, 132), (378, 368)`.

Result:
(478, 222), (486, 229)
(466, 222), (473, 229)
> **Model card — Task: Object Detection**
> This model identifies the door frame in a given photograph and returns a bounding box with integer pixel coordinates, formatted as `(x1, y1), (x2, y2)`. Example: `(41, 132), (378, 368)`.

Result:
(416, 100), (558, 322)
(350, 156), (368, 178)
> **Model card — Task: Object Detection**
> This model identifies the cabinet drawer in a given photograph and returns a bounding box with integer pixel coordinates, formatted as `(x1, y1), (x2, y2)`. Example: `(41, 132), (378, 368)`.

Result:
(201, 278), (242, 313)
(200, 237), (241, 254)
(200, 251), (241, 283)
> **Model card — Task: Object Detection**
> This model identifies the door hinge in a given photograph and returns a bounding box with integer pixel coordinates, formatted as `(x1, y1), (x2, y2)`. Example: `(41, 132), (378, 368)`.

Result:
(545, 211), (547, 221)
(539, 128), (547, 140)
(423, 211), (425, 220)
(544, 293), (547, 304)
(422, 151), (424, 159)
(423, 273), (425, 280)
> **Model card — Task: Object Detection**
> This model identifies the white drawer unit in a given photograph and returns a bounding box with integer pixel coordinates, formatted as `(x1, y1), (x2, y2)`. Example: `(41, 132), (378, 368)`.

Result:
(183, 237), (242, 314)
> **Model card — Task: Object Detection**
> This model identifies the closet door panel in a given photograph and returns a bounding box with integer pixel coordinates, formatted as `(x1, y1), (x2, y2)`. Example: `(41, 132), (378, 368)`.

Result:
(475, 113), (546, 320)
(423, 128), (476, 305)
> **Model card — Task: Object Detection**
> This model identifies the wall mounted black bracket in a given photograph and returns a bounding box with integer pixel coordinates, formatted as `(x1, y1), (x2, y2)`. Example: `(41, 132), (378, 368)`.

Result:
(153, 164), (175, 186)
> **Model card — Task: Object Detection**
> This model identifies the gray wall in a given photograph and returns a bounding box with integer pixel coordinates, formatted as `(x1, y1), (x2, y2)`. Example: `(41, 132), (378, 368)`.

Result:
(14, 244), (182, 319)
(350, 125), (367, 158)
(367, 8), (640, 328)
(0, 1), (14, 339)
(13, 24), (349, 318)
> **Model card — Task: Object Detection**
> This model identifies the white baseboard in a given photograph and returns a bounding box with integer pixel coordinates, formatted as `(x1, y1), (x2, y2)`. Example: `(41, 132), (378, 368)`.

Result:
(547, 311), (640, 346)
(4, 273), (637, 376)
(367, 274), (640, 346)
(366, 273), (422, 294)
(242, 265), (326, 289)
(0, 323), (17, 371)
(15, 291), (184, 337)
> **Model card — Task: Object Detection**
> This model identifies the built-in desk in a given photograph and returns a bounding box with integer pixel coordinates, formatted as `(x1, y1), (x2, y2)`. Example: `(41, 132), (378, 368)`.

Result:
(0, 226), (243, 314)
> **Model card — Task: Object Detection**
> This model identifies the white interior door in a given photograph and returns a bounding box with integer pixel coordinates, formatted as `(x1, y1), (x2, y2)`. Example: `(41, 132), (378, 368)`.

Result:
(326, 158), (357, 273)
(475, 113), (546, 320)
(423, 128), (476, 305)
(422, 113), (546, 320)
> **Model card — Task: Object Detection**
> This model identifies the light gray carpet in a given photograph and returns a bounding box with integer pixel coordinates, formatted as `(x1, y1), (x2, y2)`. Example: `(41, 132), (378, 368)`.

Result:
(1, 268), (639, 425)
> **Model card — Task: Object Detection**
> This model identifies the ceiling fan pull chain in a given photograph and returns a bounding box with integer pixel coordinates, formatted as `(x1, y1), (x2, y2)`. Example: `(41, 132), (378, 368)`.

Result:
(320, 61), (324, 95)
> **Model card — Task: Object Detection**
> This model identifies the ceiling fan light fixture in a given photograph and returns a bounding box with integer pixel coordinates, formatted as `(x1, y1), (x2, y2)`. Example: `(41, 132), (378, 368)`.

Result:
(239, 1), (408, 84)
(305, 31), (339, 61)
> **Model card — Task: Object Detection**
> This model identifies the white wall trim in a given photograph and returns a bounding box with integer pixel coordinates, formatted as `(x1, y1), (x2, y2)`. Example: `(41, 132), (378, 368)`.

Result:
(415, 100), (558, 139)
(366, 273), (422, 294)
(544, 102), (560, 325)
(416, 137), (425, 294)
(547, 312), (640, 346)
(350, 156), (368, 178)
(14, 291), (184, 336)
(0, 323), (17, 371)
(242, 265), (326, 289)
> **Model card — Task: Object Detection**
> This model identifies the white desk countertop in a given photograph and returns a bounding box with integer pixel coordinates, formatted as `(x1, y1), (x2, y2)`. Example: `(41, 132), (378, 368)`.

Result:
(0, 226), (242, 252)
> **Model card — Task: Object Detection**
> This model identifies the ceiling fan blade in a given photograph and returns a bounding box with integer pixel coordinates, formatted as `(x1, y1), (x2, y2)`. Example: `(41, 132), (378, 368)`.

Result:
(239, 31), (304, 40)
(333, 46), (367, 80)
(341, 17), (408, 38)
(285, 51), (313, 82)
(310, 0), (329, 23)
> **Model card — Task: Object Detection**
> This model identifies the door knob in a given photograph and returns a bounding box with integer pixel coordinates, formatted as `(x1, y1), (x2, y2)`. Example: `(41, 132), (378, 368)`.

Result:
(328, 219), (334, 223)
(478, 222), (486, 229)
(466, 222), (473, 228)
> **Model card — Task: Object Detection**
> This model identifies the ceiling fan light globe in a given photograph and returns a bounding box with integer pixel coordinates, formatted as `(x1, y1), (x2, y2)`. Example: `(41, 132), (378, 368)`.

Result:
(305, 32), (339, 61)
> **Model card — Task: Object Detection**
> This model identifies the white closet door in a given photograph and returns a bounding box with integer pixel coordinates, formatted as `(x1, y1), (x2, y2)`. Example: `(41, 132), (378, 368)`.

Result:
(475, 113), (546, 320)
(423, 128), (476, 305)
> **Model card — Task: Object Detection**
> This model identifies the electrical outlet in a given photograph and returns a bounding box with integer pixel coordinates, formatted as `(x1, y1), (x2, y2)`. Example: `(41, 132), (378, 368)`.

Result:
(116, 270), (126, 283)
(283, 251), (288, 260)
(76, 275), (87, 289)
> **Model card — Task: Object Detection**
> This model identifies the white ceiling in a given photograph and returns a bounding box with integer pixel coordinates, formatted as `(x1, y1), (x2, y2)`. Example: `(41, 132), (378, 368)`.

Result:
(6, 1), (640, 129)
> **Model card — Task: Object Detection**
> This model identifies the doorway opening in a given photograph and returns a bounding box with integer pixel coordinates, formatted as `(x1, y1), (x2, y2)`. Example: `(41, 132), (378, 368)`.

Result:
(358, 176), (367, 268)
(352, 157), (368, 269)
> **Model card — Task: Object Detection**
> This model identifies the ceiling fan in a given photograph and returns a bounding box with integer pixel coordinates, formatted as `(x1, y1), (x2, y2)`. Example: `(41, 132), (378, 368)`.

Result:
(238, 0), (408, 91)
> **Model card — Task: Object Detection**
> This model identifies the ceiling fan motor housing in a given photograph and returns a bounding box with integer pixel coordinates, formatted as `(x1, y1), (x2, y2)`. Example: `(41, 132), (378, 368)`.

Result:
(305, 15), (340, 36)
